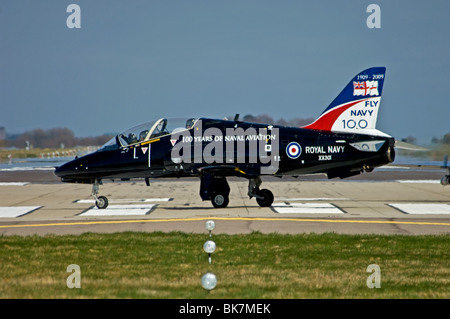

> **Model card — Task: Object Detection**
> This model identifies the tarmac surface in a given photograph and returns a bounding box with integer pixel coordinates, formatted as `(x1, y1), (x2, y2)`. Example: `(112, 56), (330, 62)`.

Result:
(0, 166), (449, 236)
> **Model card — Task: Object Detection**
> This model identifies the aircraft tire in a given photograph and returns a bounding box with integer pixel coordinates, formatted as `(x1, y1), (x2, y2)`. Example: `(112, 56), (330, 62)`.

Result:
(211, 193), (229, 208)
(256, 189), (274, 207)
(95, 196), (109, 209)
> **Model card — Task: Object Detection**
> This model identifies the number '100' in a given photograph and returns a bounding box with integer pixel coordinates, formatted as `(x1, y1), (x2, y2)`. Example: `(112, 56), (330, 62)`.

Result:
(342, 119), (368, 129)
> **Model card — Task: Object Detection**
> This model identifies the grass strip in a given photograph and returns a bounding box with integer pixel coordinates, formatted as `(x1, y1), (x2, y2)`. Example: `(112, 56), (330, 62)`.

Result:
(0, 232), (449, 298)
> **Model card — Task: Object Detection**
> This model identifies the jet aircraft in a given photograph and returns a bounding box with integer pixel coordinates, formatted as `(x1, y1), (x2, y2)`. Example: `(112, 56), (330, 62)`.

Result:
(56, 67), (405, 209)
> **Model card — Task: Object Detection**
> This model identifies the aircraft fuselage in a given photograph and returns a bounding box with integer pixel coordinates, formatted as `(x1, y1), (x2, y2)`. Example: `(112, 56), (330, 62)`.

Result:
(55, 118), (395, 183)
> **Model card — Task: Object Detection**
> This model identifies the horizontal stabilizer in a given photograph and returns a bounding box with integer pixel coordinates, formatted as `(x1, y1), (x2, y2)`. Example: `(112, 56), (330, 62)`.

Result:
(394, 140), (429, 152)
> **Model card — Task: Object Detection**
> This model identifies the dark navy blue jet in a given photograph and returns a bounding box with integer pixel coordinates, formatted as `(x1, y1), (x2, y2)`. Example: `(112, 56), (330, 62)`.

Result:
(55, 67), (400, 209)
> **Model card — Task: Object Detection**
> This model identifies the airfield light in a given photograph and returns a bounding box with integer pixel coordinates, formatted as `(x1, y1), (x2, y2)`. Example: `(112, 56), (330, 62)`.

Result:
(203, 240), (216, 265)
(203, 240), (216, 254)
(201, 272), (217, 291)
(201, 221), (218, 290)
(205, 220), (215, 237)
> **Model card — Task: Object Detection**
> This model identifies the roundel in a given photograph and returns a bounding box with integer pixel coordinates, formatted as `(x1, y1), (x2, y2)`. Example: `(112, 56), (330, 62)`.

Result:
(286, 142), (302, 159)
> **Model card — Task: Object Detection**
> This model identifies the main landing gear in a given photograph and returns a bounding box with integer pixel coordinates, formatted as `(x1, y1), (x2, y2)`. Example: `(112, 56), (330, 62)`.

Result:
(199, 173), (230, 208)
(199, 172), (274, 208)
(247, 176), (274, 207)
(92, 179), (109, 209)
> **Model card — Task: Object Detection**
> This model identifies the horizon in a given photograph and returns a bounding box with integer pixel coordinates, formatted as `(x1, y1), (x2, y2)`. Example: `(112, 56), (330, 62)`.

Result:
(2, 1), (450, 144)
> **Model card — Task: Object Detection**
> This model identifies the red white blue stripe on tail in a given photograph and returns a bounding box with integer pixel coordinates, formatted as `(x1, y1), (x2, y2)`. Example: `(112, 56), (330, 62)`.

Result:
(303, 67), (389, 136)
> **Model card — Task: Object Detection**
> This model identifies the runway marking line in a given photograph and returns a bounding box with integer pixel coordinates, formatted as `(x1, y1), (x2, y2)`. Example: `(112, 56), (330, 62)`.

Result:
(0, 206), (42, 218)
(75, 198), (172, 204)
(272, 202), (345, 214)
(0, 217), (449, 229)
(0, 182), (29, 186)
(388, 203), (450, 215)
(78, 204), (156, 216)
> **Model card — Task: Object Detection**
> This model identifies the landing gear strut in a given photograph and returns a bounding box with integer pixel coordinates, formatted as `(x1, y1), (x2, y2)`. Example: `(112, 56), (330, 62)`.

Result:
(199, 172), (230, 208)
(200, 172), (274, 208)
(92, 179), (108, 209)
(248, 176), (274, 207)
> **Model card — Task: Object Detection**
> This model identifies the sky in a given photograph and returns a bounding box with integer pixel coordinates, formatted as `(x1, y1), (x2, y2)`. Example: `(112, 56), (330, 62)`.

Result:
(1, 0), (449, 144)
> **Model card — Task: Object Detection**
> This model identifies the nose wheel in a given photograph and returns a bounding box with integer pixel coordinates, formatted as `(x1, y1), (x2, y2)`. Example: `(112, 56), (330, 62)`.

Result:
(95, 195), (109, 209)
(92, 179), (109, 209)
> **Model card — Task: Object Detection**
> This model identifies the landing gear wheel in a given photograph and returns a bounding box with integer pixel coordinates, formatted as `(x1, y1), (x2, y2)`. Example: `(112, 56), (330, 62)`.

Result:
(211, 193), (229, 208)
(95, 196), (109, 209)
(256, 189), (274, 207)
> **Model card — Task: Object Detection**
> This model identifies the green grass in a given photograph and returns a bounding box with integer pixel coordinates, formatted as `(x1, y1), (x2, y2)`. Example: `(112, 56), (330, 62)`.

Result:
(0, 232), (449, 299)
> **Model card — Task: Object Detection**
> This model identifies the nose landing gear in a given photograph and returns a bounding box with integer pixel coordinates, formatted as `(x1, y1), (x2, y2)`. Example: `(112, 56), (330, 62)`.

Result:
(92, 179), (109, 209)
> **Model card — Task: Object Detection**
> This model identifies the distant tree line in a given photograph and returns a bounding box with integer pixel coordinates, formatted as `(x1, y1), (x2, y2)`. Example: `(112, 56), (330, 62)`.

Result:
(0, 128), (113, 149)
(241, 114), (315, 127)
(432, 133), (450, 145)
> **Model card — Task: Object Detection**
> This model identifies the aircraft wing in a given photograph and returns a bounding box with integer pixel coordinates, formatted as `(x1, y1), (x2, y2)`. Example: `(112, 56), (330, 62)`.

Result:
(197, 165), (255, 178)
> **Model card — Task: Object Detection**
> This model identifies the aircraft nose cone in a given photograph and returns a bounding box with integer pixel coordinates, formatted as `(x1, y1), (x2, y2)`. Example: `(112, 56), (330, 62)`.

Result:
(54, 162), (71, 178)
(54, 157), (83, 178)
(54, 153), (98, 183)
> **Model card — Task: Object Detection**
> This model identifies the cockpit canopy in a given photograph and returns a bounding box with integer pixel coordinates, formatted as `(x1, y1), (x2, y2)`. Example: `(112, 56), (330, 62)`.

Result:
(99, 117), (198, 152)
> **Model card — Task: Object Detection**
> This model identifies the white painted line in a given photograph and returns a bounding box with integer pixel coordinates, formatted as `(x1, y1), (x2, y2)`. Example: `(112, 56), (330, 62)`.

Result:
(383, 165), (411, 170)
(0, 182), (29, 186)
(272, 202), (345, 214)
(389, 203), (450, 215)
(75, 198), (172, 204)
(277, 197), (349, 201)
(0, 167), (54, 171)
(396, 180), (440, 184)
(79, 204), (156, 216)
(144, 198), (173, 202)
(0, 206), (42, 218)
(75, 200), (94, 204)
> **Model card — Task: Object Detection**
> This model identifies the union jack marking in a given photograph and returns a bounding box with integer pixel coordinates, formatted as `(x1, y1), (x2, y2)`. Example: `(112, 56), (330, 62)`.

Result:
(353, 80), (379, 96)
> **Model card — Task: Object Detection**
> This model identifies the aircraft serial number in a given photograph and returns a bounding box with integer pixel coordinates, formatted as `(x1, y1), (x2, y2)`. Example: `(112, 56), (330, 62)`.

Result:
(319, 155), (332, 161)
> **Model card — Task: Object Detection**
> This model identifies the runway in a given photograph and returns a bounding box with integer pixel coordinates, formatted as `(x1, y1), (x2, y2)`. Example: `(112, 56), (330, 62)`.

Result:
(0, 168), (449, 236)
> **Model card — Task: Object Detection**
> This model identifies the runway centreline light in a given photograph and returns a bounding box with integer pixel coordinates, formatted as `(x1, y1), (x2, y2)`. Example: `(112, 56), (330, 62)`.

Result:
(1, 217), (450, 229)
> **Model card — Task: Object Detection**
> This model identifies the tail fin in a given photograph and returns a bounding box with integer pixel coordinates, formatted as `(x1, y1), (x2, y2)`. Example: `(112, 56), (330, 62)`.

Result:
(303, 67), (388, 136)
